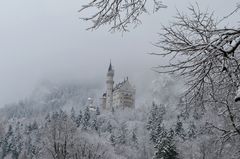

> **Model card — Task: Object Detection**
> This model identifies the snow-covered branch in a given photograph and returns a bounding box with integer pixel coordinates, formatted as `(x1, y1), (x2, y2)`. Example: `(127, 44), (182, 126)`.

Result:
(79, 0), (166, 31)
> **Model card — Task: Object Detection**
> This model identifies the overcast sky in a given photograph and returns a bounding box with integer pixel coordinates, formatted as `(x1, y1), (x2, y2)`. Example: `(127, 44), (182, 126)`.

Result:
(0, 0), (239, 106)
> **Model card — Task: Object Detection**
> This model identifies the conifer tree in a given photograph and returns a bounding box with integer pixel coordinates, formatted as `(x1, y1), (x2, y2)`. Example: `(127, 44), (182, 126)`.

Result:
(147, 102), (158, 131)
(151, 123), (165, 144)
(76, 110), (83, 127)
(175, 116), (185, 140)
(110, 133), (116, 147)
(1, 125), (13, 158)
(147, 102), (165, 144)
(82, 107), (90, 130)
(59, 109), (68, 121)
(111, 107), (115, 114)
(45, 113), (51, 125)
(131, 128), (138, 148)
(71, 107), (76, 122)
(188, 122), (196, 139)
(96, 107), (100, 115)
(107, 121), (113, 133)
(91, 117), (98, 132)
(11, 127), (23, 159)
(117, 122), (128, 145)
(154, 129), (178, 159)
(31, 121), (38, 131)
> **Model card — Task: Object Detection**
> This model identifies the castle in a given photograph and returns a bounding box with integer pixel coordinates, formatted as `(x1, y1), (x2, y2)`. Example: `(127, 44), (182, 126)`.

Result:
(100, 62), (136, 110)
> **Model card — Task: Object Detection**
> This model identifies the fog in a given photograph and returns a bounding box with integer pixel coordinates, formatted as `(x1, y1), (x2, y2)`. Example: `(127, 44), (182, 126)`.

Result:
(0, 0), (238, 107)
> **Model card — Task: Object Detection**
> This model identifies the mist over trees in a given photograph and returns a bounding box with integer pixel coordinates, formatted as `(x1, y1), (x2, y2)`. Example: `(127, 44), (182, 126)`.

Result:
(0, 75), (191, 159)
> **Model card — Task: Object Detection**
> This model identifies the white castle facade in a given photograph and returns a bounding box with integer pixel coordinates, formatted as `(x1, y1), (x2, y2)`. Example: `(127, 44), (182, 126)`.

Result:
(100, 62), (136, 110)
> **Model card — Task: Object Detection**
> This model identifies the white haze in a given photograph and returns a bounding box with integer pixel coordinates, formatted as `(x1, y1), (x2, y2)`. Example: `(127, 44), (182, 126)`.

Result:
(0, 0), (238, 107)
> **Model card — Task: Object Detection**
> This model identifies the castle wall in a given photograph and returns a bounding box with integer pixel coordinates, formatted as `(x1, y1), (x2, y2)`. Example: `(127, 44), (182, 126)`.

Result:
(113, 89), (135, 109)
(100, 97), (106, 109)
(113, 90), (123, 108)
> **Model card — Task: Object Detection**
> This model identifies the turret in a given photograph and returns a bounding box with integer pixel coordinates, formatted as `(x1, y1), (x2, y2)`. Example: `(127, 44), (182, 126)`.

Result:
(106, 61), (114, 109)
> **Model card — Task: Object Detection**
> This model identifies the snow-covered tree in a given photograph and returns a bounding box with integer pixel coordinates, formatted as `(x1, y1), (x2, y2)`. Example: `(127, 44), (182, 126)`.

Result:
(174, 116), (185, 140)
(70, 107), (76, 122)
(10, 122), (23, 159)
(96, 107), (100, 116)
(111, 107), (115, 114)
(43, 110), (77, 159)
(117, 122), (128, 145)
(110, 133), (116, 147)
(31, 121), (38, 131)
(91, 117), (99, 132)
(152, 4), (240, 157)
(106, 121), (113, 133)
(1, 125), (13, 158)
(154, 129), (178, 159)
(82, 107), (90, 130)
(45, 113), (51, 123)
(76, 110), (83, 128)
(147, 102), (165, 144)
(25, 128), (42, 159)
(187, 122), (196, 139)
(79, 0), (166, 31)
(131, 127), (138, 149)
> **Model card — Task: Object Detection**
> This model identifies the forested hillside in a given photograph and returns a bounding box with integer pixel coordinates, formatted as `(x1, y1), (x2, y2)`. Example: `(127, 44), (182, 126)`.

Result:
(0, 75), (193, 159)
(1, 74), (237, 158)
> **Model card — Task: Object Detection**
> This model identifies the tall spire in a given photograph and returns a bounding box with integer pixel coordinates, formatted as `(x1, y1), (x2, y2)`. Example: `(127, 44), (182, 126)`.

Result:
(106, 60), (114, 109)
(108, 60), (113, 71)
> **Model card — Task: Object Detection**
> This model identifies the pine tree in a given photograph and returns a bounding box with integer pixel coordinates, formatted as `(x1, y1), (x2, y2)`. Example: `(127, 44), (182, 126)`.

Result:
(44, 113), (51, 128)
(59, 109), (68, 122)
(24, 124), (31, 135)
(111, 107), (115, 114)
(31, 121), (38, 131)
(82, 107), (90, 130)
(71, 107), (76, 122)
(188, 122), (196, 139)
(154, 129), (178, 159)
(107, 121), (113, 133)
(110, 133), (116, 147)
(11, 127), (23, 159)
(91, 117), (98, 132)
(1, 125), (13, 158)
(147, 102), (158, 131)
(131, 128), (138, 148)
(175, 116), (185, 140)
(117, 122), (128, 145)
(151, 122), (165, 144)
(147, 102), (166, 144)
(76, 110), (83, 127)
(96, 107), (100, 115)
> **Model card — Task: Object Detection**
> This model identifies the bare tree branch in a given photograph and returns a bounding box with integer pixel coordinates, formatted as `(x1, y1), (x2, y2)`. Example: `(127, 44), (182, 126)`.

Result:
(79, 0), (167, 32)
(152, 5), (240, 152)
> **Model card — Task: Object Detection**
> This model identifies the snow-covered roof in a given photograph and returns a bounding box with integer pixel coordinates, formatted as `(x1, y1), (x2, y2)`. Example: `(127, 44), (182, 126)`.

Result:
(113, 78), (135, 92)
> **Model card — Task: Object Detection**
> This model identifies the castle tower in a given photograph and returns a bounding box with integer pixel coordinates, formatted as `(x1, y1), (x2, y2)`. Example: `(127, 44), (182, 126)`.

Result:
(106, 61), (114, 109)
